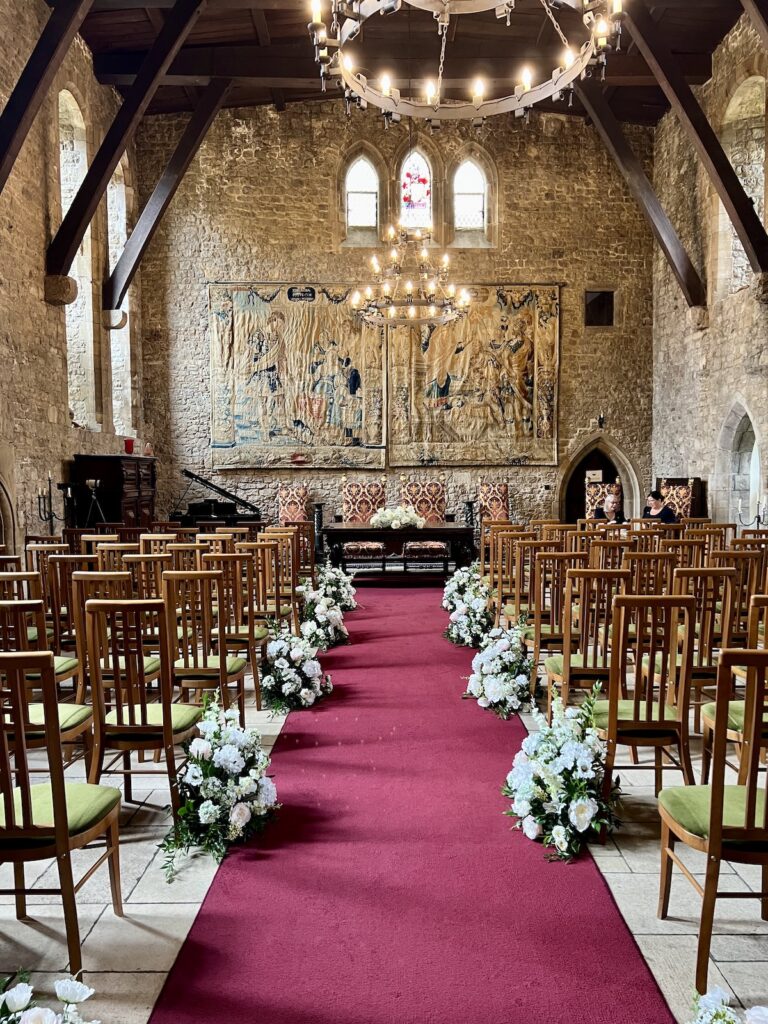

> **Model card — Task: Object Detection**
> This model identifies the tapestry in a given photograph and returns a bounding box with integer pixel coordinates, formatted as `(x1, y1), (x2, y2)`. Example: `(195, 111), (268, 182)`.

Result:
(388, 286), (559, 466)
(209, 285), (385, 469)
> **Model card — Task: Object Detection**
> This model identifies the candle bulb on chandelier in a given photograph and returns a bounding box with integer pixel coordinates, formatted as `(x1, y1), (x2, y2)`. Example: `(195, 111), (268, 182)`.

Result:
(595, 18), (609, 49)
(364, 286), (373, 300)
(420, 247), (428, 261)
(390, 248), (398, 263)
(563, 46), (575, 70)
(425, 79), (437, 105)
(408, 306), (417, 319)
(380, 73), (392, 97)
(405, 280), (413, 293)
(472, 77), (485, 106)
(442, 253), (449, 267)
(521, 66), (533, 92)
(387, 224), (396, 240)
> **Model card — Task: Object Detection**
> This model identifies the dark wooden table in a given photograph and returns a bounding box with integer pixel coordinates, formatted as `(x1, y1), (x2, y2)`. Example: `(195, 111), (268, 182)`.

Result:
(322, 522), (476, 572)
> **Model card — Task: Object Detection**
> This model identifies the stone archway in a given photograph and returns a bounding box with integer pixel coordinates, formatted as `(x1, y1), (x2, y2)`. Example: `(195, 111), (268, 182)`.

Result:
(712, 398), (762, 524)
(556, 433), (643, 521)
(0, 440), (18, 554)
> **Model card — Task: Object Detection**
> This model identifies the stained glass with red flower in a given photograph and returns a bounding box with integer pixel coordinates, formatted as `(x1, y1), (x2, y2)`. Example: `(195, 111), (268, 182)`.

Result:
(400, 151), (432, 228)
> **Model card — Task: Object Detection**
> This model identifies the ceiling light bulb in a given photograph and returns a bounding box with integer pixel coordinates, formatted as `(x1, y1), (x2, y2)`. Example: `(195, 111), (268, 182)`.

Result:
(447, 284), (456, 297)
(382, 281), (391, 295)
(390, 248), (398, 262)
(472, 78), (485, 104)
(342, 52), (354, 72)
(365, 286), (373, 299)
(311, 1), (322, 24)
(350, 290), (361, 307)
(380, 73), (392, 97)
(420, 247), (428, 260)
(595, 18), (609, 47)
(408, 305), (417, 318)
(388, 305), (396, 318)
(521, 67), (533, 91)
(612, 0), (623, 14)
(426, 79), (437, 103)
(442, 253), (449, 266)
(387, 224), (396, 239)
(405, 280), (413, 293)
(563, 47), (575, 69)
(428, 280), (436, 293)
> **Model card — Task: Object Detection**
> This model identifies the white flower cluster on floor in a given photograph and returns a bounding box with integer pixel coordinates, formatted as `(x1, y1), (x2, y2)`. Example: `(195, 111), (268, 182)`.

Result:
(315, 562), (357, 611)
(160, 699), (278, 879)
(466, 625), (534, 719)
(690, 989), (768, 1023)
(502, 688), (620, 859)
(297, 583), (349, 651)
(442, 562), (493, 647)
(261, 630), (334, 713)
(0, 975), (97, 1023)
(370, 506), (426, 529)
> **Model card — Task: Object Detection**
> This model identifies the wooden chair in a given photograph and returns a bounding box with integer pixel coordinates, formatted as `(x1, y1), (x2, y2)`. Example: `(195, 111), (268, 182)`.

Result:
(139, 533), (177, 555)
(595, 594), (697, 795)
(236, 540), (295, 635)
(62, 528), (88, 553)
(589, 538), (637, 570)
(731, 536), (768, 592)
(262, 528), (301, 631)
(122, 552), (172, 599)
(285, 519), (316, 581)
(339, 477), (387, 573)
(47, 554), (98, 653)
(531, 551), (588, 667)
(541, 523), (579, 545)
(96, 542), (140, 572)
(0, 572), (54, 647)
(0, 556), (22, 571)
(502, 539), (561, 627)
(277, 483), (309, 526)
(477, 481), (510, 525)
(80, 534), (119, 555)
(151, 520), (181, 533)
(658, 647), (768, 994)
(24, 543), (69, 614)
(167, 542), (207, 571)
(72, 571), (134, 689)
(545, 568), (629, 719)
(671, 567), (735, 732)
(709, 548), (763, 645)
(622, 551), (677, 595)
(687, 526), (737, 561)
(659, 537), (706, 569)
(479, 519), (514, 577)
(528, 518), (560, 536)
(490, 530), (536, 625)
(116, 526), (144, 544)
(680, 517), (713, 526)
(399, 478), (450, 567)
(86, 598), (202, 813)
(0, 650), (122, 978)
(162, 570), (247, 725)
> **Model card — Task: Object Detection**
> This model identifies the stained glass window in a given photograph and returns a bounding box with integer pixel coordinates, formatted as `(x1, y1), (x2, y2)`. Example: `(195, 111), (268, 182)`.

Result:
(453, 159), (486, 231)
(345, 157), (379, 228)
(400, 151), (432, 228)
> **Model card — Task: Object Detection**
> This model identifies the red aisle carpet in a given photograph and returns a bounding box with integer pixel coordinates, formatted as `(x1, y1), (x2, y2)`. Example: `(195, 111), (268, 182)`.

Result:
(151, 587), (673, 1024)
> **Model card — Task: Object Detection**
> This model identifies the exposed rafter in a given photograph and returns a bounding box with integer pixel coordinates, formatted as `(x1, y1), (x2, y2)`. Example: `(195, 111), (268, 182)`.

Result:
(625, 0), (768, 274)
(103, 79), (230, 311)
(0, 0), (94, 197)
(47, 0), (208, 278)
(740, 0), (768, 49)
(575, 79), (705, 308)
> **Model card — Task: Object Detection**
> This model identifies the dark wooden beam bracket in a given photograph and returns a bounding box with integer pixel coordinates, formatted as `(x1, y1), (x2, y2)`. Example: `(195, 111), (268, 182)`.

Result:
(0, 0), (94, 197)
(46, 0), (208, 279)
(575, 79), (706, 308)
(103, 79), (231, 312)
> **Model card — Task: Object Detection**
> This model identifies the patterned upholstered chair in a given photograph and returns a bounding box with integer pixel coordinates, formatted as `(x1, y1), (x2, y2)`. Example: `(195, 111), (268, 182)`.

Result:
(659, 478), (694, 520)
(341, 477), (387, 572)
(277, 484), (309, 526)
(400, 477), (449, 569)
(477, 481), (510, 524)
(585, 478), (623, 519)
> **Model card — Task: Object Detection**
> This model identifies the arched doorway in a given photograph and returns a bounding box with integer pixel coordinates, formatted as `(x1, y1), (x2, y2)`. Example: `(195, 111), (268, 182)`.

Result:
(557, 434), (642, 522)
(712, 399), (762, 524)
(563, 449), (620, 522)
(0, 476), (16, 554)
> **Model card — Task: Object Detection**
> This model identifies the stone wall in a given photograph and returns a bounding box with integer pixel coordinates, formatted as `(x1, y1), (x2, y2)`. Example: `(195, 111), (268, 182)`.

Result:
(0, 0), (142, 549)
(138, 102), (655, 524)
(652, 14), (768, 521)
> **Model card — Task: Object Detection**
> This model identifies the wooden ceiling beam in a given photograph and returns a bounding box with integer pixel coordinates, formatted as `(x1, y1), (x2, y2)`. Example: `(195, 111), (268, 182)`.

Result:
(740, 0), (768, 50)
(0, 0), (95, 197)
(625, 0), (768, 274)
(575, 79), (705, 307)
(104, 78), (230, 310)
(47, 0), (208, 277)
(250, 9), (286, 111)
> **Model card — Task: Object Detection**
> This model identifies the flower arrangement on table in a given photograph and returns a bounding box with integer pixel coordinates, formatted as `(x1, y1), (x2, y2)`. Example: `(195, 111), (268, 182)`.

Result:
(690, 989), (768, 1023)
(297, 583), (349, 650)
(370, 506), (426, 530)
(502, 687), (620, 859)
(1, 974), (98, 1023)
(260, 629), (333, 713)
(442, 561), (484, 614)
(465, 624), (534, 719)
(160, 699), (278, 879)
(315, 561), (357, 611)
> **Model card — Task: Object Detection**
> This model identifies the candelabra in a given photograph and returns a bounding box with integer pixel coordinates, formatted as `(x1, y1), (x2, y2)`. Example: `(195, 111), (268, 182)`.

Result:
(37, 473), (66, 536)
(737, 497), (768, 530)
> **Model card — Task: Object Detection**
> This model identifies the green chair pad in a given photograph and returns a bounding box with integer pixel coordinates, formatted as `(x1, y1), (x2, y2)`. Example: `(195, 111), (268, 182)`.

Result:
(26, 703), (92, 736)
(212, 625), (269, 642)
(544, 653), (592, 677)
(27, 626), (55, 644)
(659, 784), (766, 840)
(593, 698), (678, 730)
(502, 602), (528, 618)
(105, 702), (202, 734)
(0, 782), (120, 838)
(700, 700), (768, 733)
(641, 653), (684, 672)
(24, 656), (79, 680)
(174, 655), (247, 677)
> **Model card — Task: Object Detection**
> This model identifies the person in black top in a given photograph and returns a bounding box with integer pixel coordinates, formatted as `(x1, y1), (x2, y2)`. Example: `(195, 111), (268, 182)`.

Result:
(642, 489), (678, 524)
(592, 492), (626, 524)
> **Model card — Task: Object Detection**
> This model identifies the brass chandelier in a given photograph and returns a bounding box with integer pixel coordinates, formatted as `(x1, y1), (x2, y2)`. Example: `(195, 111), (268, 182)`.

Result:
(350, 224), (470, 328)
(309, 0), (625, 125)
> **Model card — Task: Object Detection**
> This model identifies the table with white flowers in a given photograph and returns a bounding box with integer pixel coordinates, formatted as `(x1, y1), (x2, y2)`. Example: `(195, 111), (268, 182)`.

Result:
(322, 521), (475, 574)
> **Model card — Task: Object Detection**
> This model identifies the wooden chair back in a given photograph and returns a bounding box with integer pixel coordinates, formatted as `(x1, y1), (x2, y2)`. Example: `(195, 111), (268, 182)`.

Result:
(116, 526), (144, 544)
(0, 572), (42, 602)
(681, 517), (713, 526)
(96, 542), (140, 572)
(236, 540), (285, 622)
(172, 527), (202, 543)
(80, 534), (119, 555)
(489, 529), (535, 620)
(72, 571), (133, 680)
(202, 552), (255, 640)
(0, 556), (22, 572)
(161, 570), (222, 675)
(533, 551), (588, 656)
(622, 551), (677, 595)
(284, 520), (316, 579)
(540, 524), (578, 544)
(659, 537), (706, 568)
(0, 599), (47, 654)
(139, 533), (177, 555)
(24, 543), (68, 611)
(528, 519), (560, 535)
(709, 549), (763, 644)
(263, 527), (300, 594)
(687, 526), (736, 560)
(479, 519), (512, 576)
(730, 537), (768, 591)
(167, 542), (207, 572)
(62, 528), (87, 553)
(672, 568), (735, 669)
(588, 538), (637, 570)
(199, 533), (234, 555)
(47, 555), (98, 650)
(513, 539), (561, 615)
(122, 553), (173, 598)
(563, 568), (630, 674)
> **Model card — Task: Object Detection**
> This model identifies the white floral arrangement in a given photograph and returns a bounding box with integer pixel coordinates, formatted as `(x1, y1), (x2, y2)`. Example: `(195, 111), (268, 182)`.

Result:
(502, 688), (620, 859)
(160, 698), (278, 879)
(296, 583), (349, 650)
(442, 561), (484, 613)
(1, 974), (97, 1023)
(315, 561), (357, 611)
(690, 989), (768, 1024)
(261, 628), (333, 713)
(466, 624), (534, 719)
(370, 505), (426, 530)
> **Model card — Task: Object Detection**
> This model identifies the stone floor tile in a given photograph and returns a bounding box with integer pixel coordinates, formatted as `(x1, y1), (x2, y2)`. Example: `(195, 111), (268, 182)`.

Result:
(26, 971), (167, 1024)
(710, 935), (768, 963)
(81, 903), (201, 972)
(129, 845), (218, 904)
(716, 961), (768, 1011)
(634, 934), (736, 1024)
(0, 904), (104, 973)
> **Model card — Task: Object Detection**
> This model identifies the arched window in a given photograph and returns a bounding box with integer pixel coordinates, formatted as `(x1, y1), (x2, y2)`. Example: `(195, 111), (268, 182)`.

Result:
(400, 151), (432, 229)
(716, 76), (766, 297)
(107, 159), (133, 436)
(345, 156), (379, 230)
(58, 90), (97, 429)
(453, 159), (486, 232)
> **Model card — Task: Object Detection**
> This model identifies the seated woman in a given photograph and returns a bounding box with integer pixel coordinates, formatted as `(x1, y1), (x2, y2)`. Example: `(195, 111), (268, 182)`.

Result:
(592, 492), (626, 524)
(642, 489), (678, 524)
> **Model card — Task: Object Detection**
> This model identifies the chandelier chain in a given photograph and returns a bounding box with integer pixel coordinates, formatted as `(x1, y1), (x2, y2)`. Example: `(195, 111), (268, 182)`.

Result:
(435, 22), (448, 110)
(538, 0), (569, 49)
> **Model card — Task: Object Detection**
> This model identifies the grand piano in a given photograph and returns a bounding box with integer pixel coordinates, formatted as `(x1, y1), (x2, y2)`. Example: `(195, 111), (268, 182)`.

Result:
(170, 469), (264, 527)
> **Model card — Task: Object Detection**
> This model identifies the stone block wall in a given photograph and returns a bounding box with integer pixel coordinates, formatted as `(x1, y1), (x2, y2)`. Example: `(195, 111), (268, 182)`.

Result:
(137, 102), (655, 524)
(0, 0), (142, 549)
(652, 15), (768, 521)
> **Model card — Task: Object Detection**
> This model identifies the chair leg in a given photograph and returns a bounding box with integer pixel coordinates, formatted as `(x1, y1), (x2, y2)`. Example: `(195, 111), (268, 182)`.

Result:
(122, 751), (133, 804)
(165, 742), (181, 820)
(107, 818), (124, 917)
(57, 851), (82, 978)
(654, 748), (663, 797)
(87, 735), (105, 785)
(679, 733), (695, 786)
(701, 722), (713, 784)
(13, 862), (26, 919)
(762, 863), (768, 922)
(657, 820), (675, 919)
(695, 856), (721, 995)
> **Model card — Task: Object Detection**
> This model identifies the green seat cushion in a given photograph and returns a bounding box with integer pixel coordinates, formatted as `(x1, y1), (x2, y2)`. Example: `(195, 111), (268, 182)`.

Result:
(212, 625), (269, 642)
(544, 653), (600, 677)
(27, 626), (55, 644)
(593, 698), (678, 730)
(641, 653), (684, 672)
(658, 784), (766, 840)
(24, 656), (79, 680)
(700, 700), (768, 733)
(173, 655), (247, 677)
(105, 702), (202, 734)
(253, 604), (293, 617)
(0, 782), (120, 839)
(25, 702), (92, 737)
(99, 656), (161, 676)
(502, 602), (528, 618)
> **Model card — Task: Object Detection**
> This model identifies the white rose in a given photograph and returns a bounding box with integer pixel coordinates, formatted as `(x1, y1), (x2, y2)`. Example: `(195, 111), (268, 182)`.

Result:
(4, 984), (34, 1012)
(290, 646), (305, 662)
(196, 719), (217, 738)
(198, 800), (219, 825)
(300, 688), (316, 706)
(568, 797), (599, 833)
(745, 1008), (768, 1024)
(230, 802), (252, 829)
(512, 798), (531, 817)
(521, 815), (542, 841)
(54, 978), (94, 1004)
(257, 776), (278, 807)
(551, 825), (569, 853)
(18, 1010), (59, 1024)
(304, 659), (322, 679)
(188, 738), (212, 761)
(391, 519), (402, 530)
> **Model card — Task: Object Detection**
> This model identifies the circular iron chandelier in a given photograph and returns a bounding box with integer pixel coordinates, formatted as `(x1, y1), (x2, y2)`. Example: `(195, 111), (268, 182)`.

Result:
(349, 225), (470, 328)
(308, 0), (624, 125)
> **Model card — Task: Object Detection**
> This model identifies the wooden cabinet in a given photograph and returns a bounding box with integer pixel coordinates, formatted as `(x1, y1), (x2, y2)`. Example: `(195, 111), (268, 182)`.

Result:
(67, 454), (156, 528)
